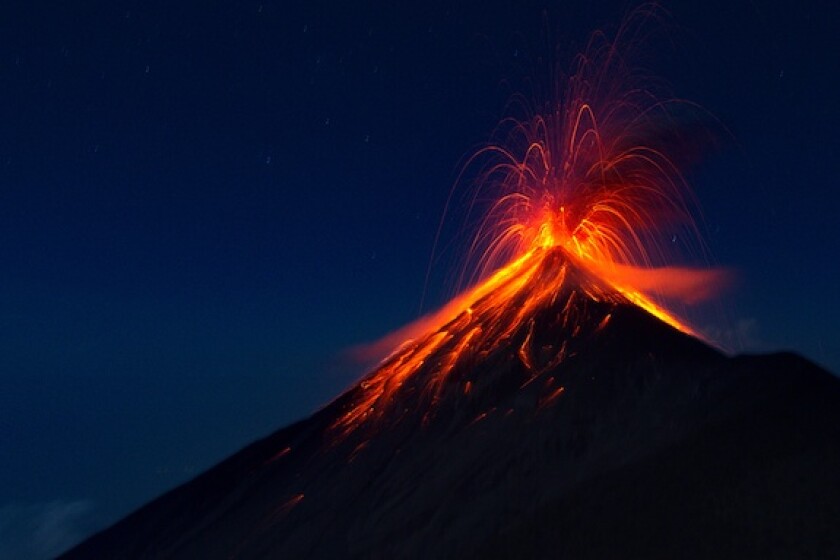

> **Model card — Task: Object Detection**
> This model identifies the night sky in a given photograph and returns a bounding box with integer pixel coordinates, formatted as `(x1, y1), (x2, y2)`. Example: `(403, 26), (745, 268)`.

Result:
(2, 0), (838, 556)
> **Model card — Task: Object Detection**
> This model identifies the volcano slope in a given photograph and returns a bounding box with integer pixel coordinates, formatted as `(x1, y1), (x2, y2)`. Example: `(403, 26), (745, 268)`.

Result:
(63, 250), (840, 559)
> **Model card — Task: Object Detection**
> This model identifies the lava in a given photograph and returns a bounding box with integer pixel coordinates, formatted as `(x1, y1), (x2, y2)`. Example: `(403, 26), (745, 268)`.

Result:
(335, 12), (727, 438)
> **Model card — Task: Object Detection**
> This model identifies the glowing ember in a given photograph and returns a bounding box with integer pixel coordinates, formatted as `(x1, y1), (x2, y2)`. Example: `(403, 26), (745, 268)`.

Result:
(334, 13), (727, 438)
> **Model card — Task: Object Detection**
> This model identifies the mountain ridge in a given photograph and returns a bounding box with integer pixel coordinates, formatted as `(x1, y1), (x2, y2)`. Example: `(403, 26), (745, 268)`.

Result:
(62, 254), (840, 558)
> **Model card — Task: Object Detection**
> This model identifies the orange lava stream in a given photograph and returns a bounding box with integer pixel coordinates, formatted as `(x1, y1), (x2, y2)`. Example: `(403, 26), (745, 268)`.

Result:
(333, 241), (704, 437)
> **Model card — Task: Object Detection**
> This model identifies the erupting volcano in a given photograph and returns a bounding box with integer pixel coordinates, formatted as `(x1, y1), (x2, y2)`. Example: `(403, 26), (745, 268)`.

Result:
(333, 14), (726, 439)
(64, 12), (840, 560)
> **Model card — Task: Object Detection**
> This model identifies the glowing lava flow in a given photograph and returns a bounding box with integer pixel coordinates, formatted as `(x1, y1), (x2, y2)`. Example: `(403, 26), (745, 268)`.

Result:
(334, 245), (704, 437)
(333, 14), (728, 438)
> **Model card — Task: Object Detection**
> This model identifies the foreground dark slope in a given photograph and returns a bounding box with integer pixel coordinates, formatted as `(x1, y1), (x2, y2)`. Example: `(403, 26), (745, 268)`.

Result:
(63, 302), (840, 559)
(481, 353), (840, 559)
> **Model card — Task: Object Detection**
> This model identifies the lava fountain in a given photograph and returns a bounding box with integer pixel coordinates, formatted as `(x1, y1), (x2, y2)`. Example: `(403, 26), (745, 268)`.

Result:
(335, 11), (729, 438)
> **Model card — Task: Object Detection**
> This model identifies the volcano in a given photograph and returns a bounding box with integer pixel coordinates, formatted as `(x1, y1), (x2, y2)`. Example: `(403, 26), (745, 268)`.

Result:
(62, 14), (840, 557)
(62, 247), (840, 559)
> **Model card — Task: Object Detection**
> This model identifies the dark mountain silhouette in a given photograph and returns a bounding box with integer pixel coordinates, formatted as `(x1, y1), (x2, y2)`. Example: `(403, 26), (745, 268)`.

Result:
(63, 250), (840, 559)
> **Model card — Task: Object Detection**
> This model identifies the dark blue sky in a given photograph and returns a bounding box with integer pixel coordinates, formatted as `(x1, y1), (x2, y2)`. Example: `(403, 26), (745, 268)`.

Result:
(1, 0), (838, 556)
